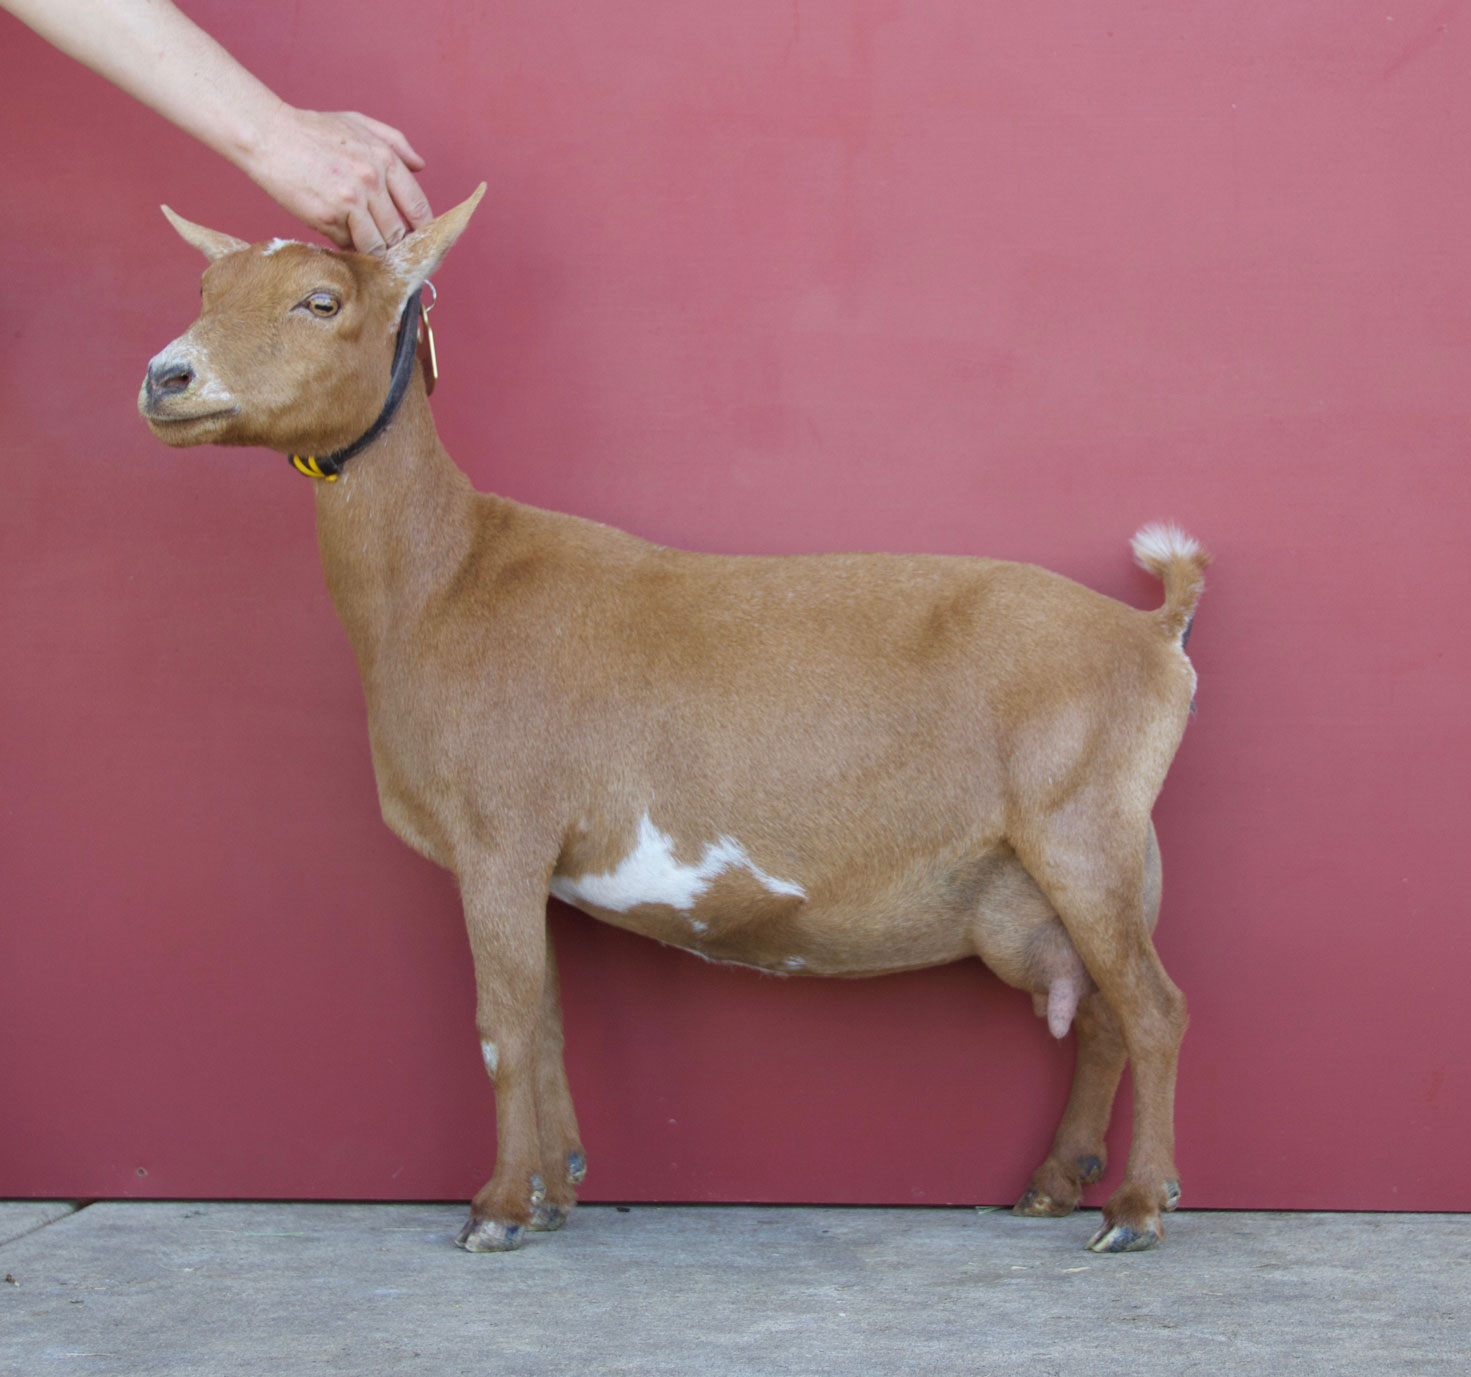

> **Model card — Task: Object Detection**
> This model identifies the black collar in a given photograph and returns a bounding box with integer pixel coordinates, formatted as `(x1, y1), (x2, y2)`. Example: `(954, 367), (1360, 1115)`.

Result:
(290, 287), (423, 481)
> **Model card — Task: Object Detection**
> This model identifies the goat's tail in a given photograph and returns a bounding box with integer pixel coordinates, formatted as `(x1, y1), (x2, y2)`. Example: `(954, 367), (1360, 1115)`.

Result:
(1131, 523), (1210, 643)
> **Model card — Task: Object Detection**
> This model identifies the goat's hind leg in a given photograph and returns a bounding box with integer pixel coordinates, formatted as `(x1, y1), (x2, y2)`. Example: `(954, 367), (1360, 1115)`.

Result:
(1017, 808), (1187, 1253)
(1013, 990), (1126, 1218)
(1014, 823), (1161, 1219)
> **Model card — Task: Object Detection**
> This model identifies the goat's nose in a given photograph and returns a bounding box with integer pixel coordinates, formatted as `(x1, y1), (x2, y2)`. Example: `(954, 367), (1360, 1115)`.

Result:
(146, 358), (195, 401)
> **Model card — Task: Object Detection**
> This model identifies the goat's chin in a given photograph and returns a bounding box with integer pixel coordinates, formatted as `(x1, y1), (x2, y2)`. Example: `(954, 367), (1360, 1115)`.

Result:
(140, 407), (241, 448)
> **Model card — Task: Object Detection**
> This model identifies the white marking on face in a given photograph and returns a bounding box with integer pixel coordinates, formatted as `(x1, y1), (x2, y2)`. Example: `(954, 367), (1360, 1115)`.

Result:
(261, 237), (303, 256)
(549, 813), (806, 914)
(147, 336), (236, 406)
(480, 1040), (499, 1077)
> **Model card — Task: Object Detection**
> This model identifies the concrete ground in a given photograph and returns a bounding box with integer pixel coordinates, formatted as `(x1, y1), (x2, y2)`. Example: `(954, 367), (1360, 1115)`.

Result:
(2, 1202), (1467, 1376)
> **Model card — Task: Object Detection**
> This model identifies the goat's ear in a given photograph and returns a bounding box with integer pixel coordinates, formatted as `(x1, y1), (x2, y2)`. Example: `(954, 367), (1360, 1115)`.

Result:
(384, 183), (488, 298)
(161, 206), (250, 262)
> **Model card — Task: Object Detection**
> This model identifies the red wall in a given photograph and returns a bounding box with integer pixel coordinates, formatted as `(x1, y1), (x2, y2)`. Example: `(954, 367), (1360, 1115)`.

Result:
(3, 2), (1468, 1211)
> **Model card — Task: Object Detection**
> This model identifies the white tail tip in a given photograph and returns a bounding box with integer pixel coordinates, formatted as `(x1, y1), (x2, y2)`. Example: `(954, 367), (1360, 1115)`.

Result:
(1131, 522), (1204, 573)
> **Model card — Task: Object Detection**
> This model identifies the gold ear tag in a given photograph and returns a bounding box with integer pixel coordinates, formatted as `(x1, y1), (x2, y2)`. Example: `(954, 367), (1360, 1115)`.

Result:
(418, 281), (439, 395)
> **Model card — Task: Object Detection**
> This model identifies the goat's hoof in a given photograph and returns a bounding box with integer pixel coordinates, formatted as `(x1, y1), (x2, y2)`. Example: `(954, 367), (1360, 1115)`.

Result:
(1087, 1180), (1175, 1252)
(529, 1201), (570, 1232)
(567, 1149), (588, 1185)
(1012, 1152), (1102, 1218)
(1012, 1187), (1075, 1218)
(1086, 1220), (1162, 1253)
(455, 1217), (526, 1253)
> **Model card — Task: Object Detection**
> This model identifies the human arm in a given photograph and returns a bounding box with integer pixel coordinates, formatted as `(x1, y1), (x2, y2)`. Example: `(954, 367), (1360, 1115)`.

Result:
(2, 0), (432, 252)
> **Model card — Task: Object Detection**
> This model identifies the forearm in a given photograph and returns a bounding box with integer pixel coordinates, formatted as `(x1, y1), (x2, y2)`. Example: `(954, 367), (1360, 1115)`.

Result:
(7, 0), (432, 251)
(3, 0), (285, 172)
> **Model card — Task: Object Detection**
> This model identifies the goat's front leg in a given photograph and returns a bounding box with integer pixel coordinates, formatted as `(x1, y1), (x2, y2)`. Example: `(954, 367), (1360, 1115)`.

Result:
(525, 927), (586, 1232)
(453, 857), (562, 1253)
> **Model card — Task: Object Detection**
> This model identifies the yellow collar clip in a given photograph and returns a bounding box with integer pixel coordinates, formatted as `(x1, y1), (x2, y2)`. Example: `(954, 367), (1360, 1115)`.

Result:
(291, 455), (339, 482)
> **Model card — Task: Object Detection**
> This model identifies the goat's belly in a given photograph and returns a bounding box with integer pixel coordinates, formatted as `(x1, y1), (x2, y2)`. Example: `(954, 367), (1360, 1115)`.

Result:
(545, 811), (1081, 979)
(549, 828), (1082, 989)
(549, 857), (978, 978)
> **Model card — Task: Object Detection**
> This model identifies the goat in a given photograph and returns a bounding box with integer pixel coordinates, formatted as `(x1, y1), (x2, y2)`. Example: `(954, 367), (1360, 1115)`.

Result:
(139, 186), (1208, 1254)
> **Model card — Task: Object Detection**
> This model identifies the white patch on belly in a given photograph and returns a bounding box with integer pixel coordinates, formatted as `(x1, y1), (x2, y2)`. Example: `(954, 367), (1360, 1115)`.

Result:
(480, 1040), (499, 1077)
(549, 813), (805, 914)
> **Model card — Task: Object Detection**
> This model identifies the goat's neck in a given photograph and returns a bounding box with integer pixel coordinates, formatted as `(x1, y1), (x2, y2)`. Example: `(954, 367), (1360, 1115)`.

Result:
(312, 375), (477, 671)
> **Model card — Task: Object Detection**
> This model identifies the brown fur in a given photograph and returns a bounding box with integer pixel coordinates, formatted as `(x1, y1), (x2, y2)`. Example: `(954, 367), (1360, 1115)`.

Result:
(140, 188), (1209, 1253)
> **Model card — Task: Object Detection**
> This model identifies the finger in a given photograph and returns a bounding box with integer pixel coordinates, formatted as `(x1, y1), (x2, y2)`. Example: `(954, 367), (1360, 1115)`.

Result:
(345, 204), (388, 256)
(318, 217), (353, 250)
(365, 179), (412, 248)
(380, 127), (425, 171)
(385, 159), (433, 231)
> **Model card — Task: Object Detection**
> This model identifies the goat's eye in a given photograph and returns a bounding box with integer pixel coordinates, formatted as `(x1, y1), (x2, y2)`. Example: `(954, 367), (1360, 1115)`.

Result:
(304, 292), (340, 318)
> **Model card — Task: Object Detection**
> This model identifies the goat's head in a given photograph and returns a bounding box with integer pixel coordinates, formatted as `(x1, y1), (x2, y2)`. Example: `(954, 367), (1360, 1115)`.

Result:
(139, 184), (486, 455)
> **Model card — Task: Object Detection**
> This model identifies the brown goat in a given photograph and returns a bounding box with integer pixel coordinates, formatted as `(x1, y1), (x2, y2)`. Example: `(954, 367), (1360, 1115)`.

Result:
(139, 186), (1208, 1253)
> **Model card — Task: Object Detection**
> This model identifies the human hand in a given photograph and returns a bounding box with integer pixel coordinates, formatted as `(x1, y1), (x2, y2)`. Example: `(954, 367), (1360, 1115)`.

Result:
(243, 105), (433, 254)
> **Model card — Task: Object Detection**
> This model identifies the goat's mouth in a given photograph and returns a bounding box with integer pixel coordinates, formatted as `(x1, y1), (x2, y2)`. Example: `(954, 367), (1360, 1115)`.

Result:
(144, 406), (237, 424)
(138, 393), (240, 444)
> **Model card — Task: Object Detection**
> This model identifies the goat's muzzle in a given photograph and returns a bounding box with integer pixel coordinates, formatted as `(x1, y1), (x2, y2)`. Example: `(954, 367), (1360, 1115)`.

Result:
(144, 358), (195, 406)
(138, 350), (238, 442)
